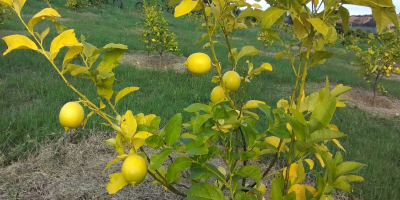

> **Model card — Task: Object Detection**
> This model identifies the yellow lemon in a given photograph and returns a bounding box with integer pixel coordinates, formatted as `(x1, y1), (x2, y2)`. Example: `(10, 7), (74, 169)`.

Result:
(184, 53), (212, 75)
(211, 85), (227, 103)
(121, 154), (148, 186)
(222, 71), (241, 92)
(59, 102), (84, 129)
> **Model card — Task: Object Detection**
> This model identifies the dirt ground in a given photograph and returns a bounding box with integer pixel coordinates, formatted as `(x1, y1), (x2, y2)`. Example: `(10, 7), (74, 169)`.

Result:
(1, 51), (395, 200)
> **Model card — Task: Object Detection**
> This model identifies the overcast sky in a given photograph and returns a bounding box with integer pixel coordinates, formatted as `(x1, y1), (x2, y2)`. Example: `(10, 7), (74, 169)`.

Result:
(245, 1), (400, 16)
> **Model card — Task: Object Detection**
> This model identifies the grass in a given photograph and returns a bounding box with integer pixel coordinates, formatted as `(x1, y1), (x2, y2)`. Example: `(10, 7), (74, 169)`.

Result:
(1, 1), (400, 199)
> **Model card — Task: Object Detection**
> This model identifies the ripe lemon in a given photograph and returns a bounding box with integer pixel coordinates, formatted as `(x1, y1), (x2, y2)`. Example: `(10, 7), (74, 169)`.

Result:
(121, 154), (148, 186)
(211, 85), (227, 103)
(184, 53), (212, 75)
(222, 71), (241, 92)
(59, 102), (84, 129)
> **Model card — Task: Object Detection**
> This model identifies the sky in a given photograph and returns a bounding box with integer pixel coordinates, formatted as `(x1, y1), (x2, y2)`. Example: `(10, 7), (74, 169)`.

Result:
(245, 1), (400, 16)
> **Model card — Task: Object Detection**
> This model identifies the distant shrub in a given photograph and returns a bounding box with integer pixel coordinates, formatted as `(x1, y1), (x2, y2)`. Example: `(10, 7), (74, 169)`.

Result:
(65, 0), (88, 11)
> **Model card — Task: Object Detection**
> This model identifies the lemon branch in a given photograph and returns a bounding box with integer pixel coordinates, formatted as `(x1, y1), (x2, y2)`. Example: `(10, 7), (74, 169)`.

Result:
(14, 11), (115, 127)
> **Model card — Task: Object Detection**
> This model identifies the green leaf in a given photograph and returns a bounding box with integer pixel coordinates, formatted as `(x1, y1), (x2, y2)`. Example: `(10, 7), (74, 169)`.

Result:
(331, 181), (352, 193)
(167, 157), (192, 183)
(186, 142), (209, 155)
(237, 46), (259, 61)
(71, 66), (90, 76)
(261, 7), (287, 31)
(114, 87), (140, 106)
(96, 76), (115, 100)
(235, 165), (262, 184)
(372, 7), (396, 34)
(164, 113), (182, 146)
(2, 35), (39, 56)
(184, 103), (212, 113)
(241, 119), (258, 147)
(237, 7), (263, 21)
(275, 52), (286, 60)
(269, 125), (291, 139)
(336, 162), (366, 177)
(311, 51), (334, 67)
(310, 98), (336, 128)
(239, 150), (256, 161)
(339, 6), (350, 33)
(307, 18), (329, 36)
(316, 149), (336, 184)
(188, 163), (225, 182)
(285, 113), (308, 142)
(270, 176), (284, 200)
(192, 114), (212, 133)
(315, 171), (325, 196)
(104, 154), (128, 172)
(235, 191), (257, 200)
(330, 84), (352, 97)
(334, 151), (344, 166)
(307, 129), (347, 143)
(185, 183), (226, 200)
(258, 104), (273, 129)
(149, 148), (173, 171)
(96, 48), (126, 78)
(336, 175), (364, 182)
(145, 135), (164, 149)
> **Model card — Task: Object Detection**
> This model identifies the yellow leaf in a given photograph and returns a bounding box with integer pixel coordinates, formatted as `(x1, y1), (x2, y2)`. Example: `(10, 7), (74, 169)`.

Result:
(242, 110), (259, 120)
(135, 113), (145, 124)
(217, 166), (227, 176)
(132, 131), (153, 149)
(174, 0), (199, 17)
(305, 159), (314, 170)
(12, 0), (26, 15)
(50, 29), (80, 59)
(331, 139), (346, 152)
(283, 163), (298, 182)
(0, 0), (12, 7)
(2, 35), (39, 55)
(27, 8), (61, 32)
(252, 3), (262, 9)
(120, 110), (137, 140)
(103, 154), (128, 172)
(99, 100), (106, 109)
(139, 114), (157, 126)
(336, 101), (346, 107)
(315, 153), (325, 168)
(62, 45), (83, 68)
(114, 87), (140, 106)
(327, 124), (338, 131)
(277, 99), (289, 110)
(205, 6), (211, 16)
(106, 173), (129, 194)
(242, 100), (266, 110)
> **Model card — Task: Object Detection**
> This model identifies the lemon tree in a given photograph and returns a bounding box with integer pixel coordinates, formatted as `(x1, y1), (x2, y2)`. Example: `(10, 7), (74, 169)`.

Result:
(184, 52), (212, 75)
(346, 28), (400, 106)
(59, 101), (85, 131)
(1, 0), (399, 199)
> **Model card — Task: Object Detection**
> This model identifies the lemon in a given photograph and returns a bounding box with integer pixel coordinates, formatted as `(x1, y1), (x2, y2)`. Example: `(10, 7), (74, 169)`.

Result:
(185, 53), (212, 75)
(211, 85), (227, 103)
(222, 71), (241, 92)
(121, 154), (148, 186)
(59, 102), (84, 129)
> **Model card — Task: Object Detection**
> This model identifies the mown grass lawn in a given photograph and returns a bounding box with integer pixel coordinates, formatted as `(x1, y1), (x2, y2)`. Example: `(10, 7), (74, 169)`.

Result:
(0, 1), (399, 199)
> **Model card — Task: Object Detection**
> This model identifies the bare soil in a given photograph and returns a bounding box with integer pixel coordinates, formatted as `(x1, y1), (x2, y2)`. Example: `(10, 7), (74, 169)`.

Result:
(120, 51), (188, 73)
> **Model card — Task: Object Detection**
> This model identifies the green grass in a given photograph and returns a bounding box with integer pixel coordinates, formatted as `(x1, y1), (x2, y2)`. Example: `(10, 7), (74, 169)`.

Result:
(1, 1), (400, 199)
